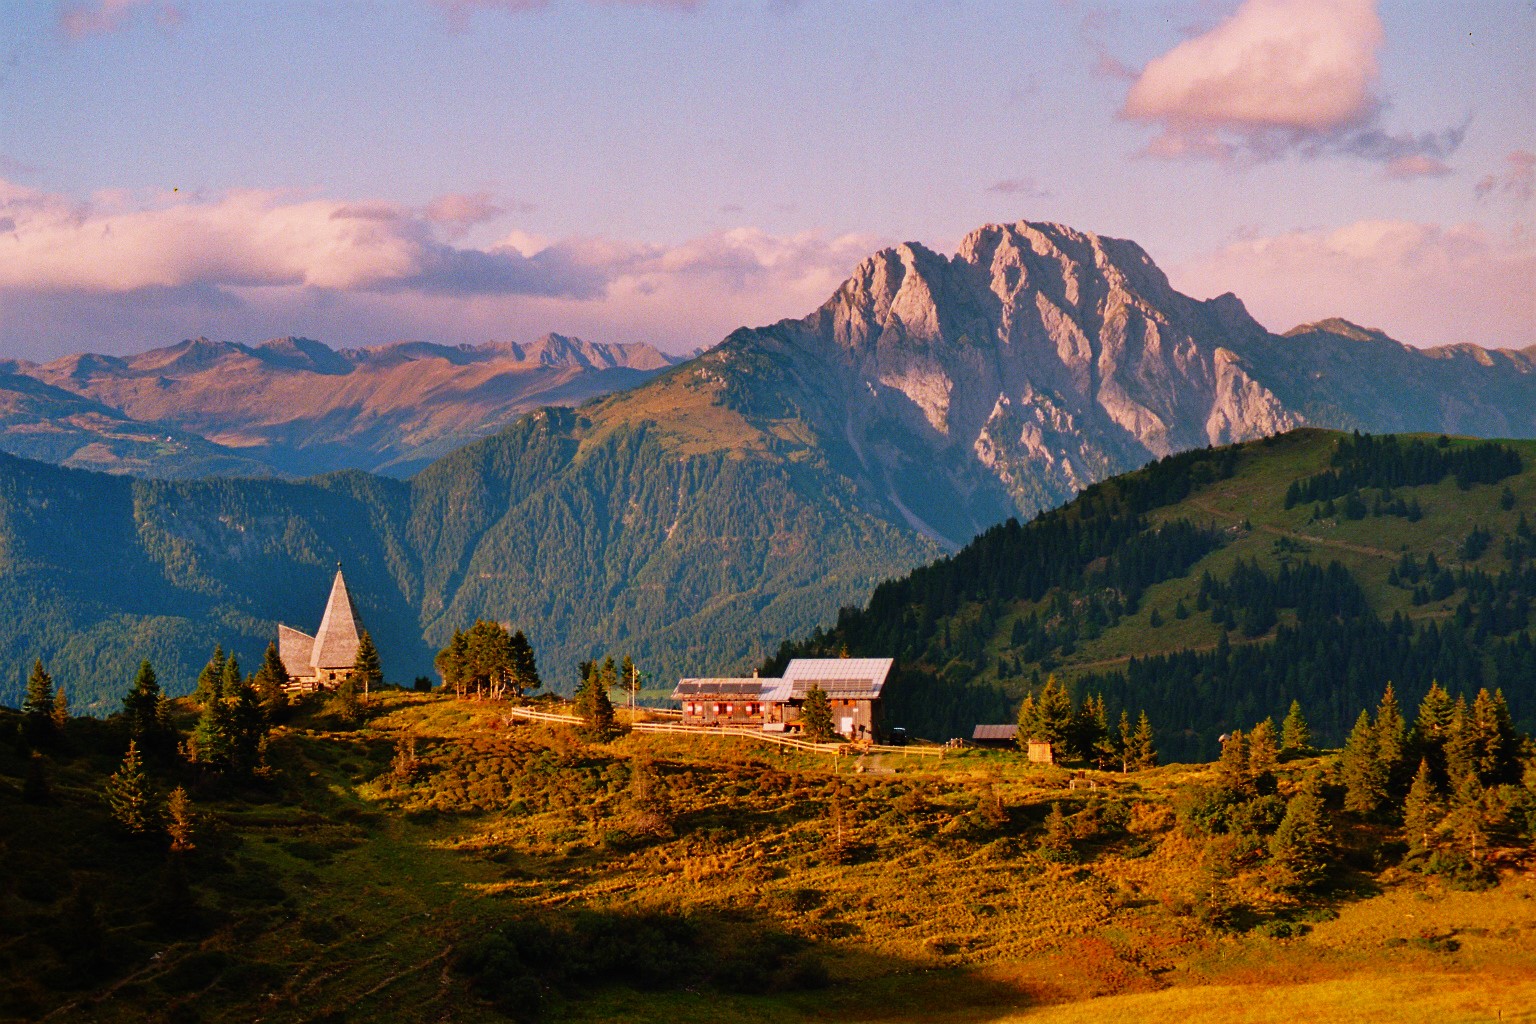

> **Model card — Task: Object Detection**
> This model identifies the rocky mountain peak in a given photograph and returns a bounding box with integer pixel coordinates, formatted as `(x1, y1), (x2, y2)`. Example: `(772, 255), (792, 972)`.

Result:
(1283, 318), (1402, 347)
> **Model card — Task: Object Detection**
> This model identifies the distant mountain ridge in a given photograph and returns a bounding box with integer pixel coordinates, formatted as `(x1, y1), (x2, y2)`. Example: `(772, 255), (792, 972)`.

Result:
(0, 333), (682, 478)
(1, 220), (1533, 712)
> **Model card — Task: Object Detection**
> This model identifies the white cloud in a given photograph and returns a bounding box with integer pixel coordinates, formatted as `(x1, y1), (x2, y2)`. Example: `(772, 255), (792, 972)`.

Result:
(1121, 0), (1462, 172)
(1171, 220), (1536, 349)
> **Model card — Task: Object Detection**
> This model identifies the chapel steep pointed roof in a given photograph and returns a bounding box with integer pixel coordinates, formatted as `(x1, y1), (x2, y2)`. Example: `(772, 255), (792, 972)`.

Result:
(309, 567), (364, 672)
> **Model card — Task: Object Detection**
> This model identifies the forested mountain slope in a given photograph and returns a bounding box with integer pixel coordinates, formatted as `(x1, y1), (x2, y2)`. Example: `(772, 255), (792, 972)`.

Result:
(768, 429), (1536, 759)
(3, 220), (1534, 715)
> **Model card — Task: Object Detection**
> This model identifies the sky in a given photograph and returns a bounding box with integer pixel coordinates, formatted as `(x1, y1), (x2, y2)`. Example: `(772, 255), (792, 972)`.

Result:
(0, 0), (1532, 361)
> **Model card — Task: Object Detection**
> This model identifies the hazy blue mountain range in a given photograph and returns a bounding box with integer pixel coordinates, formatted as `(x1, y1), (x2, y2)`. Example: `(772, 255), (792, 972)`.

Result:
(2, 220), (1532, 713)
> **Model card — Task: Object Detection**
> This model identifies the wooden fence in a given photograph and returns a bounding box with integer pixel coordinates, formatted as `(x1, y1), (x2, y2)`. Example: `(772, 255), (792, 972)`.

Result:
(502, 706), (943, 759)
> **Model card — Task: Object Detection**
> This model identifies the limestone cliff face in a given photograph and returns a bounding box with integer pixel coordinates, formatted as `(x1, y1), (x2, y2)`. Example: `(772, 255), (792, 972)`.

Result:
(710, 222), (1303, 542)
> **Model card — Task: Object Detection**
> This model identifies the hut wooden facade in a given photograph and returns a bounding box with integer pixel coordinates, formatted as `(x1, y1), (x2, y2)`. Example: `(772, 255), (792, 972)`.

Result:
(672, 658), (893, 740)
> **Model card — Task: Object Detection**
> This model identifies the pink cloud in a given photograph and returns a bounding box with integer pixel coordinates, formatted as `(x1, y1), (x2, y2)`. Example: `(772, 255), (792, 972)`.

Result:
(1384, 155), (1452, 180)
(1171, 220), (1536, 348)
(59, 0), (181, 38)
(1124, 0), (1383, 135)
(1121, 0), (1463, 171)
(0, 177), (881, 359)
(431, 0), (702, 22)
(1476, 150), (1536, 202)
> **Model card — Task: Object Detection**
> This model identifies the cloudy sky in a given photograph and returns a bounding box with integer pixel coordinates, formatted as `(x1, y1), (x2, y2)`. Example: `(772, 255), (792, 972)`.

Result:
(0, 0), (1532, 360)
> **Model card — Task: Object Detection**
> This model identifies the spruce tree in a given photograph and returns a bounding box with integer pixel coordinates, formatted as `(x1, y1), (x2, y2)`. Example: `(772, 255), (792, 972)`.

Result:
(166, 786), (195, 852)
(1341, 710), (1385, 814)
(1130, 711), (1157, 770)
(1445, 773), (1488, 865)
(574, 666), (617, 741)
(105, 740), (156, 834)
(123, 660), (173, 754)
(1280, 700), (1310, 752)
(1218, 729), (1251, 792)
(1039, 802), (1074, 860)
(435, 628), (469, 696)
(192, 694), (233, 769)
(1090, 697), (1118, 770)
(22, 660), (55, 744)
(1248, 717), (1278, 786)
(228, 683), (268, 776)
(1118, 709), (1133, 772)
(194, 645), (226, 705)
(1443, 696), (1478, 784)
(508, 630), (542, 698)
(51, 685), (69, 732)
(1375, 683), (1408, 794)
(1402, 759), (1443, 856)
(1268, 785), (1333, 891)
(220, 655), (241, 703)
(352, 631), (383, 705)
(253, 641), (290, 722)
(800, 684), (835, 742)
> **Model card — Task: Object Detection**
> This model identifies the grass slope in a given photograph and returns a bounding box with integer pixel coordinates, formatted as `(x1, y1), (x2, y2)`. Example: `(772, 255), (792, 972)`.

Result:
(772, 429), (1536, 753)
(2, 692), (1533, 1023)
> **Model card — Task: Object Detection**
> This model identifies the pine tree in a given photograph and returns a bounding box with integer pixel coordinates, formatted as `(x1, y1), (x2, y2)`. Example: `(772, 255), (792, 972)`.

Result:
(192, 694), (233, 768)
(1402, 759), (1443, 856)
(1443, 695), (1478, 785)
(1218, 728), (1251, 791)
(253, 641), (290, 722)
(105, 740), (156, 834)
(352, 631), (383, 705)
(194, 645), (226, 705)
(1280, 699), (1310, 752)
(574, 666), (617, 741)
(1090, 697), (1118, 770)
(220, 655), (241, 702)
(166, 786), (195, 852)
(1268, 785), (1333, 891)
(435, 628), (469, 696)
(599, 655), (618, 693)
(227, 683), (268, 776)
(51, 685), (69, 732)
(123, 660), (173, 754)
(1039, 802), (1074, 859)
(22, 660), (55, 744)
(508, 630), (542, 698)
(800, 684), (835, 742)
(1444, 773), (1489, 865)
(1375, 683), (1408, 794)
(1248, 717), (1278, 786)
(1341, 710), (1386, 814)
(1118, 709), (1133, 772)
(1129, 711), (1157, 770)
